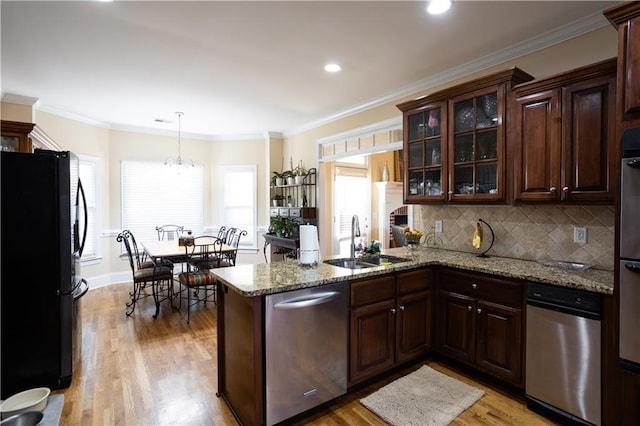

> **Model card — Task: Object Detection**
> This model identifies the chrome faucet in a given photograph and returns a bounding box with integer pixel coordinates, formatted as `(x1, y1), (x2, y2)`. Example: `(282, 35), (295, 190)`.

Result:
(350, 214), (361, 260)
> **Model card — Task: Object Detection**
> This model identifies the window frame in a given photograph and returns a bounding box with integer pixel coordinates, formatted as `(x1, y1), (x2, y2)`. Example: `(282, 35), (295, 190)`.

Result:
(78, 154), (101, 264)
(218, 165), (257, 250)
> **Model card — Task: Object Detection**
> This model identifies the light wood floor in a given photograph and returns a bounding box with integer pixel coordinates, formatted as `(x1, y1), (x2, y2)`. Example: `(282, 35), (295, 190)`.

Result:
(55, 282), (556, 425)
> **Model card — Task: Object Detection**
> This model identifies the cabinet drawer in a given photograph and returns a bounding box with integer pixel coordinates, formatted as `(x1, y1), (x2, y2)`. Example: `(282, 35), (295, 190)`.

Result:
(397, 268), (431, 295)
(278, 208), (289, 217)
(270, 208), (280, 217)
(350, 275), (395, 308)
(439, 269), (522, 308)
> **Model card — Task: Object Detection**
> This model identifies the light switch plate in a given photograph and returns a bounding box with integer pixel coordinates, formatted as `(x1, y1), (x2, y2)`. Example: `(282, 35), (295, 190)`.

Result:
(574, 226), (587, 244)
(435, 220), (443, 233)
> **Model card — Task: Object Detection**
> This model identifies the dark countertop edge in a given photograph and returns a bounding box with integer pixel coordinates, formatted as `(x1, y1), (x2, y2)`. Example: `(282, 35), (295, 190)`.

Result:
(213, 249), (614, 297)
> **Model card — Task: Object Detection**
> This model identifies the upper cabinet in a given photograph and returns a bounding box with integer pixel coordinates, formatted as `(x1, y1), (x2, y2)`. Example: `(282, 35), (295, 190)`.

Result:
(1, 121), (35, 153)
(511, 59), (617, 203)
(397, 68), (533, 204)
(605, 2), (640, 118)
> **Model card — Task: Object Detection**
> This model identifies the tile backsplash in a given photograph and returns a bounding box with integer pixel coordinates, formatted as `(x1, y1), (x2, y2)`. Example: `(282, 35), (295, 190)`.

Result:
(413, 204), (615, 270)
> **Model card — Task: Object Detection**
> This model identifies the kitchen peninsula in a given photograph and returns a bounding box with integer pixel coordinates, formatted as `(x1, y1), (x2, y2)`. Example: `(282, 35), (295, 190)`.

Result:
(212, 247), (612, 425)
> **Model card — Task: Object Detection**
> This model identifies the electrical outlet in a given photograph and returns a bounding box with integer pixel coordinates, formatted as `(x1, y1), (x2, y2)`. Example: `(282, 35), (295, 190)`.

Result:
(435, 220), (443, 233)
(574, 226), (587, 244)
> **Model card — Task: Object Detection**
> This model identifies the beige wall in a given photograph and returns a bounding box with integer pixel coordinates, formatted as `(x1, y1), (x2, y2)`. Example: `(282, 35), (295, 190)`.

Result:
(1, 23), (619, 285)
(1, 102), (35, 122)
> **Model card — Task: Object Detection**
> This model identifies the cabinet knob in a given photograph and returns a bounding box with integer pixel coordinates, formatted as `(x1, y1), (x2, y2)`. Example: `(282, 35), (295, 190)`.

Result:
(400, 305), (405, 311)
(477, 308), (482, 314)
(467, 305), (472, 311)
(549, 187), (557, 193)
(391, 308), (396, 314)
(471, 283), (477, 289)
(562, 186), (570, 192)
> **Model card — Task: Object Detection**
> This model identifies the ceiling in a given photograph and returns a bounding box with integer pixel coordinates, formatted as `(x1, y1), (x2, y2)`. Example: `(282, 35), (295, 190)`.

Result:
(1, 1), (616, 139)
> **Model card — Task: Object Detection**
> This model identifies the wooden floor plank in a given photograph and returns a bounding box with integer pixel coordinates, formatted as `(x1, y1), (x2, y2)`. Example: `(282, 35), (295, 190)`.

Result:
(55, 283), (555, 425)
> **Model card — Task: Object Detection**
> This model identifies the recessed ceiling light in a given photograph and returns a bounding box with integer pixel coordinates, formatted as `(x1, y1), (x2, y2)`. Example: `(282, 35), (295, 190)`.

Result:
(427, 0), (452, 15)
(324, 63), (341, 73)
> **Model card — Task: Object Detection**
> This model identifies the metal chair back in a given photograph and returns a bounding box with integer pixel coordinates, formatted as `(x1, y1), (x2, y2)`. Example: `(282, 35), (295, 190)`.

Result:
(223, 229), (247, 266)
(217, 226), (230, 243)
(156, 224), (184, 241)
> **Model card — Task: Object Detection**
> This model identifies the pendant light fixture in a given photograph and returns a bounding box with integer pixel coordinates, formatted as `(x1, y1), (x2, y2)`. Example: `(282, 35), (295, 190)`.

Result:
(165, 111), (194, 168)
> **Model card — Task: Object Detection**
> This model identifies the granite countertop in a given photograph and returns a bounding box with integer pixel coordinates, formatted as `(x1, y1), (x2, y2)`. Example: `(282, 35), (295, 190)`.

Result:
(211, 247), (614, 297)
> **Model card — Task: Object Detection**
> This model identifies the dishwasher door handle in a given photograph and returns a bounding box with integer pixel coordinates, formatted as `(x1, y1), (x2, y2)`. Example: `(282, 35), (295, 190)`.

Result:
(274, 291), (341, 310)
(624, 263), (640, 273)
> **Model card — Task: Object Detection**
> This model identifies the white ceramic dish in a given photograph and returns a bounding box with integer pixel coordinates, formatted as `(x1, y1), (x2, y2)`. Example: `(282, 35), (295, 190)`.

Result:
(0, 387), (50, 419)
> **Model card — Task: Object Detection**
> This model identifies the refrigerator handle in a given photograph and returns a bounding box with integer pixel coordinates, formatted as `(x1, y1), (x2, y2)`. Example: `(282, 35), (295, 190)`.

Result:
(624, 263), (640, 273)
(77, 179), (88, 258)
(73, 279), (89, 301)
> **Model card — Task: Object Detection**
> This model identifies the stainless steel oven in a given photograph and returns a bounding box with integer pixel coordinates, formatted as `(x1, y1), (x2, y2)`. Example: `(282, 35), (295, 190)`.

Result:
(620, 126), (640, 372)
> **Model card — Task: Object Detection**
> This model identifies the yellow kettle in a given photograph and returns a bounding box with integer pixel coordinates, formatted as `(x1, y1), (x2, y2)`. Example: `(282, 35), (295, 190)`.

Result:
(472, 222), (483, 249)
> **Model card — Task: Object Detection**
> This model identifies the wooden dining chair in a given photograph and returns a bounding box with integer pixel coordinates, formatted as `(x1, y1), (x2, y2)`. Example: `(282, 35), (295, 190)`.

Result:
(155, 224), (184, 241)
(117, 230), (175, 318)
(177, 236), (221, 324)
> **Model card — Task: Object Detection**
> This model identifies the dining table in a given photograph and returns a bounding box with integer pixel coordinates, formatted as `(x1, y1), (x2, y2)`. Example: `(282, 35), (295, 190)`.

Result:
(140, 239), (237, 317)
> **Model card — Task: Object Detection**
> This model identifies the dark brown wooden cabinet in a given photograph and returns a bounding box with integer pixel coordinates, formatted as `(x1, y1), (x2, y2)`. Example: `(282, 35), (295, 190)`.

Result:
(349, 268), (432, 385)
(1, 120), (35, 153)
(621, 368), (640, 423)
(512, 59), (617, 203)
(397, 68), (533, 204)
(605, 1), (640, 117)
(436, 268), (524, 387)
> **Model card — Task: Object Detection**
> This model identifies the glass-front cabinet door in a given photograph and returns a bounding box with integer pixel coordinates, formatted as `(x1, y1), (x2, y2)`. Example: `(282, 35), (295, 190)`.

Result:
(403, 103), (447, 202)
(448, 88), (503, 201)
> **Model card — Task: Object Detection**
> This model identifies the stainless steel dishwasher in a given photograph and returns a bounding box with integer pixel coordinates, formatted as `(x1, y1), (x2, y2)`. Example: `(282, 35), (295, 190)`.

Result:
(265, 281), (348, 426)
(526, 282), (602, 425)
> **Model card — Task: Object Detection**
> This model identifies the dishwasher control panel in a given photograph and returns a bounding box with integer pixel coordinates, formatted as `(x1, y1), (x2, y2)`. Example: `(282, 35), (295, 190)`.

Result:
(527, 282), (601, 319)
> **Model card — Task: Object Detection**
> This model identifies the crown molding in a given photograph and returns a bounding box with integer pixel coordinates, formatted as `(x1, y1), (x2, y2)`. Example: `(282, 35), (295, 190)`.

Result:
(1, 93), (40, 107)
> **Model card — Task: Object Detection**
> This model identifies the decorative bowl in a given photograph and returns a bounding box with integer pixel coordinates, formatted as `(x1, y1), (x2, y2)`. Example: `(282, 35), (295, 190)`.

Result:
(0, 388), (50, 419)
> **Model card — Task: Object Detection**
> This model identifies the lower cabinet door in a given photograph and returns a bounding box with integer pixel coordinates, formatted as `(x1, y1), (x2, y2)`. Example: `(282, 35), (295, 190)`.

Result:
(437, 290), (475, 364)
(349, 299), (395, 384)
(396, 290), (432, 364)
(475, 299), (522, 385)
(621, 367), (640, 423)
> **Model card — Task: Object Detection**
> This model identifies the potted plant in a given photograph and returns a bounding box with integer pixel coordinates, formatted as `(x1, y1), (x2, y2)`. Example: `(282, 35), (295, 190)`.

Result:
(272, 171), (286, 187)
(282, 170), (296, 186)
(269, 216), (298, 238)
(286, 194), (295, 207)
(271, 193), (285, 207)
(294, 161), (307, 185)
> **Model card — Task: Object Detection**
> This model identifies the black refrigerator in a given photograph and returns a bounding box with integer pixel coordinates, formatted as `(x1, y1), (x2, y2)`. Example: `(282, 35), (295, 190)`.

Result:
(1, 149), (89, 399)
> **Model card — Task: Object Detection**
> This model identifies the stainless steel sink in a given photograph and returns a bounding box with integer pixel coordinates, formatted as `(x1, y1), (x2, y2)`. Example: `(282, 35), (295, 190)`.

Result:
(324, 255), (411, 270)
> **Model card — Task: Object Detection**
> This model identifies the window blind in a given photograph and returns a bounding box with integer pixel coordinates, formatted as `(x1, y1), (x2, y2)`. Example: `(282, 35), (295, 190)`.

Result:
(79, 157), (98, 261)
(122, 161), (204, 243)
(220, 165), (256, 247)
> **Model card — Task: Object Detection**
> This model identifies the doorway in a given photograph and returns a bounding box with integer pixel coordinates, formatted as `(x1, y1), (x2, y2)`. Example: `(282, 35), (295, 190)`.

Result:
(332, 157), (370, 256)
